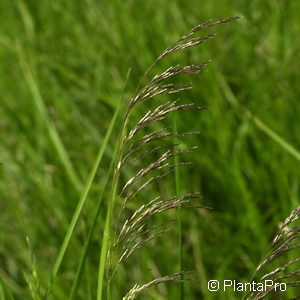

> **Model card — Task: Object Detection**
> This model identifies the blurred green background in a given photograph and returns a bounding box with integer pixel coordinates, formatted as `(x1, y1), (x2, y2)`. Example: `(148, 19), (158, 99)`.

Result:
(0, 0), (299, 299)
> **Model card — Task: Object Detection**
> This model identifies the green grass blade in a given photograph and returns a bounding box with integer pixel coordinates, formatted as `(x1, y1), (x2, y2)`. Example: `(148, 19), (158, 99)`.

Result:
(17, 46), (82, 191)
(251, 115), (300, 161)
(46, 107), (119, 296)
(216, 71), (300, 162)
(69, 159), (114, 299)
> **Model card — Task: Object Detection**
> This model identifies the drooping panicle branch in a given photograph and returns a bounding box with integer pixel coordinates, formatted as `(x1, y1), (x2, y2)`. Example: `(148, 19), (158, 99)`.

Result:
(115, 193), (204, 264)
(122, 272), (194, 300)
(246, 206), (300, 300)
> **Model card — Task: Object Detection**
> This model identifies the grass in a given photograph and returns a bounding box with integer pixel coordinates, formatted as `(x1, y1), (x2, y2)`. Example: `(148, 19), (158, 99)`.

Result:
(0, 0), (300, 299)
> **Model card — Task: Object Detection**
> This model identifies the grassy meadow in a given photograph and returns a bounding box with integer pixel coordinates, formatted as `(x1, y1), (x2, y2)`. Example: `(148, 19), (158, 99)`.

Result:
(0, 0), (300, 299)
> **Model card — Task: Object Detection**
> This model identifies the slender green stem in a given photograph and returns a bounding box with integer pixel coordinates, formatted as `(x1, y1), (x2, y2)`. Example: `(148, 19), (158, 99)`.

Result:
(69, 160), (114, 299)
(96, 162), (120, 300)
(97, 70), (132, 300)
(173, 113), (184, 300)
(85, 262), (92, 300)
(97, 116), (129, 300)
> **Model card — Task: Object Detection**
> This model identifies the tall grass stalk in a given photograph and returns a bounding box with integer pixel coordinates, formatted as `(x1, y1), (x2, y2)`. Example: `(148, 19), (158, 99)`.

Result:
(173, 113), (184, 300)
(96, 121), (127, 300)
(97, 17), (240, 300)
(69, 159), (114, 299)
(97, 72), (133, 300)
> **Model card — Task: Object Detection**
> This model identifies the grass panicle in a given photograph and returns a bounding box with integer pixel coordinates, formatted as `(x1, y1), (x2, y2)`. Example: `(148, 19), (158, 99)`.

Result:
(96, 17), (240, 299)
(246, 206), (300, 300)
